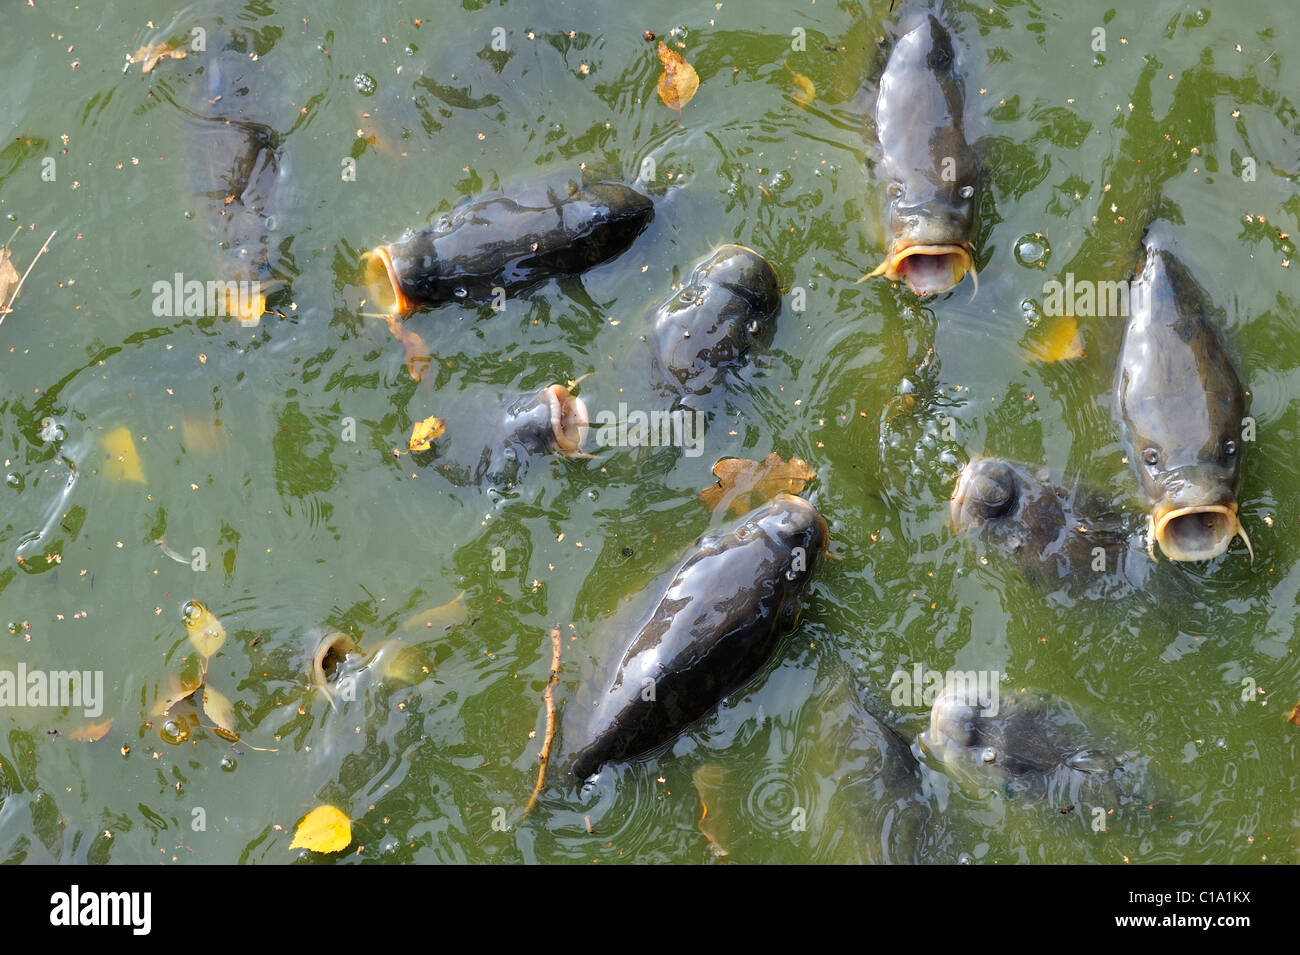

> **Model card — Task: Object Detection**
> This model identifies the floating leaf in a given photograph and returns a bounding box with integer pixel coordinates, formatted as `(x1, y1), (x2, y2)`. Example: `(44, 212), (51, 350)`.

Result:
(131, 41), (188, 74)
(68, 718), (114, 742)
(699, 453), (816, 516)
(149, 664), (203, 717)
(656, 42), (699, 113)
(290, 805), (353, 853)
(1288, 701), (1300, 727)
(401, 590), (467, 632)
(201, 684), (237, 737)
(102, 427), (146, 483)
(409, 414), (446, 452)
(182, 600), (227, 663)
(1023, 314), (1085, 363)
(785, 61), (815, 106)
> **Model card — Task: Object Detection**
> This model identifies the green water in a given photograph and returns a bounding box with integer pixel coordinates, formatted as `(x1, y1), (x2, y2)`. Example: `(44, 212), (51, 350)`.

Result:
(0, 0), (1296, 864)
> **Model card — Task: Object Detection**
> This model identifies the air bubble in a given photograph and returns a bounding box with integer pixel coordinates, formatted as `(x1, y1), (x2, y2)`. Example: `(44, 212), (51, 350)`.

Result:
(160, 719), (190, 745)
(353, 72), (377, 95)
(1014, 234), (1050, 267)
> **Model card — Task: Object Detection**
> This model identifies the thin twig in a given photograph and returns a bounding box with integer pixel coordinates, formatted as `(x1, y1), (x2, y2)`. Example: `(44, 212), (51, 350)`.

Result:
(0, 229), (56, 325)
(523, 622), (562, 818)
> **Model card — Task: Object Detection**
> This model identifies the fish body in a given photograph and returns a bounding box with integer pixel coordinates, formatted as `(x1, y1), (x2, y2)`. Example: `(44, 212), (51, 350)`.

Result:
(950, 457), (1143, 594)
(561, 494), (827, 781)
(651, 245), (781, 406)
(920, 679), (1152, 810)
(1115, 224), (1250, 562)
(865, 12), (977, 295)
(364, 179), (654, 313)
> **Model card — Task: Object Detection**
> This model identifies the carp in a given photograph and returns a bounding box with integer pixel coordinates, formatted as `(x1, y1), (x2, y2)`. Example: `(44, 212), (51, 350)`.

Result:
(862, 12), (978, 296)
(651, 245), (781, 406)
(1115, 224), (1251, 562)
(425, 383), (588, 488)
(561, 493), (827, 781)
(363, 178), (654, 314)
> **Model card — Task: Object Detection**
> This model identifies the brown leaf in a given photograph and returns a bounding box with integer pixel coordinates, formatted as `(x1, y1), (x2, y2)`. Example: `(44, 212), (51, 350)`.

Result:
(131, 42), (188, 74)
(149, 664), (203, 717)
(68, 718), (114, 742)
(1288, 700), (1300, 727)
(409, 414), (446, 452)
(384, 313), (431, 381)
(699, 453), (816, 516)
(656, 42), (699, 113)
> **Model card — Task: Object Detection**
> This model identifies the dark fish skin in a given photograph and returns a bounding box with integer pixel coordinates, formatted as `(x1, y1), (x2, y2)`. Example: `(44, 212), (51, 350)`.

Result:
(562, 494), (828, 781)
(183, 33), (287, 314)
(426, 384), (587, 488)
(950, 457), (1143, 595)
(364, 179), (654, 312)
(920, 681), (1155, 812)
(865, 12), (978, 295)
(651, 245), (781, 405)
(1115, 224), (1251, 562)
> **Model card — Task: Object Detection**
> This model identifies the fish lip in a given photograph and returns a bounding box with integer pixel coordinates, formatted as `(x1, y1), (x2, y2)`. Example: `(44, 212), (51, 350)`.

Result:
(771, 492), (829, 545)
(361, 245), (413, 316)
(1151, 502), (1249, 561)
(949, 457), (982, 530)
(867, 242), (975, 295)
(542, 384), (589, 455)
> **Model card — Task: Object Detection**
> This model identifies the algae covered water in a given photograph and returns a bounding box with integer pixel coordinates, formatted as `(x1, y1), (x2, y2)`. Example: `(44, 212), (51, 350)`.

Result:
(0, 0), (1296, 864)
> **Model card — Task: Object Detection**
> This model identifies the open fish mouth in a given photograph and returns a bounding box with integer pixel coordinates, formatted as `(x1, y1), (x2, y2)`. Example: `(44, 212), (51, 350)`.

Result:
(1151, 502), (1252, 562)
(361, 245), (412, 316)
(542, 384), (589, 454)
(861, 242), (976, 297)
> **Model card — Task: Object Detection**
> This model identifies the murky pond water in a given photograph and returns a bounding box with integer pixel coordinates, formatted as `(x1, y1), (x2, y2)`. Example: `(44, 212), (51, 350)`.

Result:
(0, 0), (1296, 864)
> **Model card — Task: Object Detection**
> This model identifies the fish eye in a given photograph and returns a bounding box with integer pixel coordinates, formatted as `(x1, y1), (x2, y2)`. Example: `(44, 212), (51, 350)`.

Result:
(958, 184), (974, 200)
(887, 182), (903, 200)
(1224, 440), (1237, 456)
(980, 747), (997, 764)
(1142, 448), (1159, 467)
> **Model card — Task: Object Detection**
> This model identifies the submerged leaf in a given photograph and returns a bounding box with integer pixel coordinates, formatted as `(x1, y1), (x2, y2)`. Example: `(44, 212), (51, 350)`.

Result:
(149, 666), (203, 717)
(401, 590), (467, 632)
(102, 427), (146, 483)
(131, 42), (188, 74)
(785, 61), (815, 106)
(409, 415), (446, 452)
(1023, 314), (1085, 363)
(699, 453), (816, 516)
(290, 805), (353, 853)
(182, 600), (227, 663)
(68, 718), (115, 742)
(656, 42), (699, 113)
(201, 685), (237, 736)
(384, 313), (431, 381)
(0, 246), (18, 310)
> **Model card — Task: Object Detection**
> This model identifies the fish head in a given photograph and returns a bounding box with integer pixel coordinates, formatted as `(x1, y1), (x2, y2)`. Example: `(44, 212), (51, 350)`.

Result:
(919, 676), (1010, 785)
(745, 493), (828, 607)
(569, 182), (655, 260)
(950, 457), (1023, 530)
(1146, 459), (1249, 562)
(505, 384), (589, 457)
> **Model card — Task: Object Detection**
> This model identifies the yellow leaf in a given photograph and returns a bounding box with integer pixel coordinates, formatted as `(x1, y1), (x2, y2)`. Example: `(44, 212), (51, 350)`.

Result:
(785, 61), (815, 106)
(182, 600), (227, 663)
(102, 427), (146, 483)
(409, 415), (445, 452)
(699, 453), (816, 516)
(290, 805), (353, 853)
(656, 42), (699, 113)
(1023, 314), (1085, 363)
(68, 718), (114, 742)
(149, 664), (203, 717)
(201, 684), (237, 736)
(132, 42), (188, 74)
